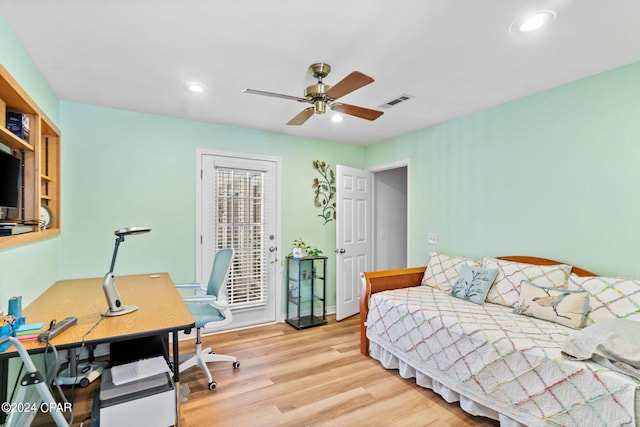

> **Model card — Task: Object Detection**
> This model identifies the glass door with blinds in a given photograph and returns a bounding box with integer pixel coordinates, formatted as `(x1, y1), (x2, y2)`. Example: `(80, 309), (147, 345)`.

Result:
(198, 151), (280, 330)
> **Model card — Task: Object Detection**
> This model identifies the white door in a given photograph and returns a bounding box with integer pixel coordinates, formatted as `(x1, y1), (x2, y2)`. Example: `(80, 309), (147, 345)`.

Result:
(335, 165), (372, 321)
(198, 151), (280, 330)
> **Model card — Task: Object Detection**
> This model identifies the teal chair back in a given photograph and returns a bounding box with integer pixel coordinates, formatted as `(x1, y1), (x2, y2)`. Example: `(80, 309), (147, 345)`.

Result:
(207, 248), (234, 301)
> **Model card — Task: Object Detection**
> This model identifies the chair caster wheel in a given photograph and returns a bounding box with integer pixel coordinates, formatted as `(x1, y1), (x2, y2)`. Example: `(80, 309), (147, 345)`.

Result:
(79, 378), (90, 388)
(233, 361), (240, 369)
(208, 381), (217, 390)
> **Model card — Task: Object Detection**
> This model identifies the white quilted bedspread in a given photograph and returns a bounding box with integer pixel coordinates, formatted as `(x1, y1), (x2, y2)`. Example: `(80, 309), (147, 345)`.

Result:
(366, 286), (639, 426)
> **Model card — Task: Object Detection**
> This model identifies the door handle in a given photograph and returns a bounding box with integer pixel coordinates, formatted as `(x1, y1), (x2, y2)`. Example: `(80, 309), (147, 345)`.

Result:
(335, 248), (346, 254)
(269, 246), (277, 253)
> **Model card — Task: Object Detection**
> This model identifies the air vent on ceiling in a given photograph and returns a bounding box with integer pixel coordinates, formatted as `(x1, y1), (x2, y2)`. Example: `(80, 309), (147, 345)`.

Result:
(378, 93), (415, 109)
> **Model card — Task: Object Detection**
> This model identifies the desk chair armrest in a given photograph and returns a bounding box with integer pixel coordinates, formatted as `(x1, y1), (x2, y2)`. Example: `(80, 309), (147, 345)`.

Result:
(175, 282), (203, 289)
(176, 283), (207, 297)
(182, 295), (229, 311)
(182, 295), (217, 304)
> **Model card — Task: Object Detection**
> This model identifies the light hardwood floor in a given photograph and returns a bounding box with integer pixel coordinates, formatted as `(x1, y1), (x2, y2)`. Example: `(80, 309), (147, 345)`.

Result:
(34, 315), (499, 426)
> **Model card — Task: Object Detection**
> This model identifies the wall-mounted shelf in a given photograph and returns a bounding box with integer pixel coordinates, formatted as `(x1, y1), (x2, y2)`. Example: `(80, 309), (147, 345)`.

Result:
(0, 64), (61, 249)
(0, 126), (34, 151)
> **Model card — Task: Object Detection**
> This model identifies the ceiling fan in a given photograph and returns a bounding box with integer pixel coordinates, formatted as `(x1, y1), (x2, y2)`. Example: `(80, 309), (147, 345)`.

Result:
(243, 63), (383, 126)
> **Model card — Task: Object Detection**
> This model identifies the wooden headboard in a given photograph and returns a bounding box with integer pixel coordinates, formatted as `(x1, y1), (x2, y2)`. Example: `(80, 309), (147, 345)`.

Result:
(359, 256), (597, 355)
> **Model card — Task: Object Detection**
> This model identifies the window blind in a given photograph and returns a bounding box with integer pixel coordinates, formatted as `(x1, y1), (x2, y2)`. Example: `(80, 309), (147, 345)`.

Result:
(215, 168), (267, 308)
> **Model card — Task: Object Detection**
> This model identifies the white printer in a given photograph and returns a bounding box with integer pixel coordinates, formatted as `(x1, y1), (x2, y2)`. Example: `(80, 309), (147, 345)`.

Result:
(94, 367), (175, 427)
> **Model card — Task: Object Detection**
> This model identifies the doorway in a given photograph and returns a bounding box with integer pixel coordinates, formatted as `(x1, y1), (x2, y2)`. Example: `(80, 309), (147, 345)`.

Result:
(335, 160), (409, 320)
(197, 149), (281, 330)
(372, 165), (408, 270)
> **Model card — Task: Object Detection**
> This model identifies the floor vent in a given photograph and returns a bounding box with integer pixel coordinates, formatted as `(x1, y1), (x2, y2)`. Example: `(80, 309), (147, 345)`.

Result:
(378, 93), (415, 109)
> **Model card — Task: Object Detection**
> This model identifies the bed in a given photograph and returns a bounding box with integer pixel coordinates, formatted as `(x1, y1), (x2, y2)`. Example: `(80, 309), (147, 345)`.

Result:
(359, 256), (640, 426)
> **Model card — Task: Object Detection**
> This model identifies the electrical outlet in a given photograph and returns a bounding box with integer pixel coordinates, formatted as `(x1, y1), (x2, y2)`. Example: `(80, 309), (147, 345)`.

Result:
(427, 233), (438, 245)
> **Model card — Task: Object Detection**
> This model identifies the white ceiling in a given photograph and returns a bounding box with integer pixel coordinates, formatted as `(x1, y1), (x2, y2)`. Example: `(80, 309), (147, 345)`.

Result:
(1, 0), (639, 145)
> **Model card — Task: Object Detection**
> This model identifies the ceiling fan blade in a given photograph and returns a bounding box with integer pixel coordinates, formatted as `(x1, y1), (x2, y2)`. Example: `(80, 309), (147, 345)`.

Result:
(243, 89), (307, 102)
(331, 103), (383, 121)
(325, 71), (374, 100)
(287, 107), (315, 126)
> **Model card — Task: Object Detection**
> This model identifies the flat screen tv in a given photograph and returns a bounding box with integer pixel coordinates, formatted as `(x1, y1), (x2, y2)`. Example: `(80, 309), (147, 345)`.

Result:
(0, 149), (22, 212)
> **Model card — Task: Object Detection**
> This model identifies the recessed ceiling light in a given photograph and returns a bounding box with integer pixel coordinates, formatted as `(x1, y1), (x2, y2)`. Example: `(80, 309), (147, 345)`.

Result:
(331, 114), (343, 123)
(510, 10), (556, 34)
(184, 82), (207, 93)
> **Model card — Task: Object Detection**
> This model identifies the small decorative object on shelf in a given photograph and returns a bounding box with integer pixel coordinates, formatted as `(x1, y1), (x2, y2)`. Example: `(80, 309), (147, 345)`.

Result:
(286, 255), (327, 330)
(40, 204), (53, 230)
(292, 247), (304, 258)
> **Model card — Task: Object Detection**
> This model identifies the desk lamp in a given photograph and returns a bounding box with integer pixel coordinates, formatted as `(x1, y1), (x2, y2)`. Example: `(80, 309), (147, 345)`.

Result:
(102, 226), (151, 316)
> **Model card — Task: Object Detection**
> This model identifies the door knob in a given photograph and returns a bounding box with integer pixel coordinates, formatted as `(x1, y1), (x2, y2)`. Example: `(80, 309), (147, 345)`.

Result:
(335, 248), (346, 254)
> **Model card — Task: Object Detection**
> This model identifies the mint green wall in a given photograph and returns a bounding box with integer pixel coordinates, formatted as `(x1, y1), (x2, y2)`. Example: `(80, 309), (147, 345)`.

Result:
(59, 101), (364, 308)
(366, 61), (640, 278)
(0, 14), (61, 310)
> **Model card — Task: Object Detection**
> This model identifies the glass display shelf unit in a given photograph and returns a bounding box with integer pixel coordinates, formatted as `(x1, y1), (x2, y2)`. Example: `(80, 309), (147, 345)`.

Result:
(285, 255), (327, 330)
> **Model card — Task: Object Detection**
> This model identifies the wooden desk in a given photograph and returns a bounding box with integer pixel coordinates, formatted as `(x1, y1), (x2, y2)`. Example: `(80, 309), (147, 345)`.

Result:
(17, 273), (193, 355)
(1, 273), (195, 422)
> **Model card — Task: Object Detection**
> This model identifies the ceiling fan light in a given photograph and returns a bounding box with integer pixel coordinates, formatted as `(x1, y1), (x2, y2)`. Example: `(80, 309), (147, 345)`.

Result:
(184, 82), (207, 93)
(314, 100), (327, 114)
(510, 10), (555, 34)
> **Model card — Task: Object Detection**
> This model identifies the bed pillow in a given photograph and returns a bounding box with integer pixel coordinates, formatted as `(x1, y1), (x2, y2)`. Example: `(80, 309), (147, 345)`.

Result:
(449, 264), (498, 304)
(421, 252), (479, 292)
(514, 280), (589, 329)
(482, 257), (572, 307)
(568, 275), (640, 325)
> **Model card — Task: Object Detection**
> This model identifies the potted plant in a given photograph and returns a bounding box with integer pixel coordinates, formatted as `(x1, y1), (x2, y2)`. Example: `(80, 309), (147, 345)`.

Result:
(290, 239), (323, 258)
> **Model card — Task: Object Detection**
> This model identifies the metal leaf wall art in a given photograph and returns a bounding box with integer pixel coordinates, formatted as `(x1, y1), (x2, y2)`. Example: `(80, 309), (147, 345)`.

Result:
(311, 160), (336, 224)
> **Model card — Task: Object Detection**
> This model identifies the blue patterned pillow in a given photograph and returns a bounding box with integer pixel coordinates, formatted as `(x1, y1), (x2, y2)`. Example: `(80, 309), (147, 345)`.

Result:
(450, 264), (498, 304)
